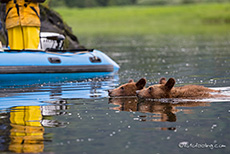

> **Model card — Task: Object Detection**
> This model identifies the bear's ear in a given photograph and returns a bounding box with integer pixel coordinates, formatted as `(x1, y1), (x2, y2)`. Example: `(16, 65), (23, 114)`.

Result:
(129, 79), (134, 83)
(136, 78), (146, 90)
(164, 78), (175, 91)
(159, 77), (166, 84)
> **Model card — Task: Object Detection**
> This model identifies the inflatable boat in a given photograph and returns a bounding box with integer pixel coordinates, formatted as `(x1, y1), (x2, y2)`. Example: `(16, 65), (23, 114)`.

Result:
(0, 49), (119, 74)
(0, 33), (119, 86)
(0, 48), (119, 87)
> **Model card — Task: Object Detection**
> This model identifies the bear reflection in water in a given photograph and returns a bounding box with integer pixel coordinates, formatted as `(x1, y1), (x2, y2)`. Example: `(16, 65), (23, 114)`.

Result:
(109, 97), (209, 122)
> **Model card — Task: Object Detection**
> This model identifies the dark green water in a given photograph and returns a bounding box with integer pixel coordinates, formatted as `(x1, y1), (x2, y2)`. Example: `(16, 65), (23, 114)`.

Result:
(0, 35), (230, 154)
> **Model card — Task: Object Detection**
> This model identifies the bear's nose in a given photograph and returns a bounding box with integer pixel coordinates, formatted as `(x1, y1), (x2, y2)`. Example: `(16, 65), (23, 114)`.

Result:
(108, 90), (112, 95)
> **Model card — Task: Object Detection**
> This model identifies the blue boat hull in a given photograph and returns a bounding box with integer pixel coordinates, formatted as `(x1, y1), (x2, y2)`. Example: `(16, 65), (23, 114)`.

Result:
(0, 49), (119, 87)
(0, 49), (119, 74)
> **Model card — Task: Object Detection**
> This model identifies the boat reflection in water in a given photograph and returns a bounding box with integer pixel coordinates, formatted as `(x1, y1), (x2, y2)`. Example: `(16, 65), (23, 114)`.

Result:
(0, 100), (68, 153)
(109, 97), (210, 122)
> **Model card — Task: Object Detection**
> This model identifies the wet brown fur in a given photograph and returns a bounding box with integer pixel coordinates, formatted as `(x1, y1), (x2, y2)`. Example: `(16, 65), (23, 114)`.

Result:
(137, 77), (221, 99)
(108, 78), (146, 97)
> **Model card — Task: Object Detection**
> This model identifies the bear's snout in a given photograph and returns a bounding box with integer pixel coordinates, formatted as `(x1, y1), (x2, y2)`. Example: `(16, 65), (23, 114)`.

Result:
(108, 89), (114, 96)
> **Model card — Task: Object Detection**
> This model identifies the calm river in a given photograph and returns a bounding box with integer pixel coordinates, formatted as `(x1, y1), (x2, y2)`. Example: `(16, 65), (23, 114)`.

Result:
(0, 35), (230, 154)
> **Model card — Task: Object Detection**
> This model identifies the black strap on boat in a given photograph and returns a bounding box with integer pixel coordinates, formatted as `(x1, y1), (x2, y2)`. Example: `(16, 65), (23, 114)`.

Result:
(2, 49), (95, 53)
(46, 48), (94, 53)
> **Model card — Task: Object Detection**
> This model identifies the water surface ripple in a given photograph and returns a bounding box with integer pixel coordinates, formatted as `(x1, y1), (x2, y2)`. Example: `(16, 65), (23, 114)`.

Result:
(0, 35), (229, 154)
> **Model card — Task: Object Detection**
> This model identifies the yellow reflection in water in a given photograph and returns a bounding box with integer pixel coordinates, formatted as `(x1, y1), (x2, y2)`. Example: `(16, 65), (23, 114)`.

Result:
(9, 106), (44, 153)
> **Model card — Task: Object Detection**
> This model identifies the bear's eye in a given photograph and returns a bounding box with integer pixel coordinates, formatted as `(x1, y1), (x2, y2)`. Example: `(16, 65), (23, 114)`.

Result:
(148, 87), (153, 93)
(120, 87), (124, 90)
